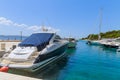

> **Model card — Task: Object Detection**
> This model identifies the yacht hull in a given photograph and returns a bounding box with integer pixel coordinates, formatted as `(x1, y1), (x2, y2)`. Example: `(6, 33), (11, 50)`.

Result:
(34, 43), (68, 63)
(27, 52), (67, 72)
(0, 43), (68, 72)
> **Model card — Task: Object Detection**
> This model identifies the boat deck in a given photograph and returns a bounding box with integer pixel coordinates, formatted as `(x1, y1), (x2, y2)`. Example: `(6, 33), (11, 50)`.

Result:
(0, 52), (39, 66)
(0, 59), (33, 65)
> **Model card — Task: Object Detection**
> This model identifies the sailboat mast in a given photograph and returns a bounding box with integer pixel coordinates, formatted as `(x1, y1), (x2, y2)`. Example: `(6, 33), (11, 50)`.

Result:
(98, 8), (102, 40)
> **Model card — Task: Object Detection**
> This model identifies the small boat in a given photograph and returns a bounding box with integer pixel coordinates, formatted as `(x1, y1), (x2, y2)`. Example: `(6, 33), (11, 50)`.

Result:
(86, 40), (101, 46)
(117, 47), (120, 52)
(67, 37), (77, 48)
(100, 39), (120, 49)
(0, 31), (68, 72)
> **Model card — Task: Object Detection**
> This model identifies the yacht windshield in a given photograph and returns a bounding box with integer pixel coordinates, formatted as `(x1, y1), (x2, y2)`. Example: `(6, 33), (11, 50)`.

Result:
(19, 33), (54, 51)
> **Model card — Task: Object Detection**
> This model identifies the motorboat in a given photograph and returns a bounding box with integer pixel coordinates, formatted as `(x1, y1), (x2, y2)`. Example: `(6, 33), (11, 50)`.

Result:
(86, 40), (101, 45)
(67, 37), (77, 48)
(0, 31), (68, 72)
(100, 39), (120, 49)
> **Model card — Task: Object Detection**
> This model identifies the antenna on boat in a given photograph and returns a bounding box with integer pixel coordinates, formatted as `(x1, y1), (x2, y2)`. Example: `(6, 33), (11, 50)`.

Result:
(41, 26), (48, 32)
(41, 22), (48, 32)
(40, 21), (58, 33)
(20, 31), (22, 41)
(98, 8), (103, 40)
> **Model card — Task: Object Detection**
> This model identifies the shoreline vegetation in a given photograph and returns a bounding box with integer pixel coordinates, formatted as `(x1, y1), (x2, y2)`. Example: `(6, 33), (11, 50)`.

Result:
(82, 30), (120, 40)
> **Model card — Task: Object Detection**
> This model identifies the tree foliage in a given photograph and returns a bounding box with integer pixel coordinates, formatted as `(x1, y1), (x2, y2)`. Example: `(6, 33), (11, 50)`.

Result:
(83, 30), (120, 40)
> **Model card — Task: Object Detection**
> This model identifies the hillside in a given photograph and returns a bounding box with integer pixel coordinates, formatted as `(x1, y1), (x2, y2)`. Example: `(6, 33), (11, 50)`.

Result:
(82, 30), (120, 40)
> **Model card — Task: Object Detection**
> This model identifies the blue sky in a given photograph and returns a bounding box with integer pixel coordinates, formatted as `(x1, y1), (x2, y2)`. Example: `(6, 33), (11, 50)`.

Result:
(0, 0), (120, 38)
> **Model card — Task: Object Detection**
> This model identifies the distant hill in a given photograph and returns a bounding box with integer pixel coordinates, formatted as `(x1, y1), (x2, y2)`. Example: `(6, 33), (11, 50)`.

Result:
(82, 30), (120, 40)
(0, 35), (28, 40)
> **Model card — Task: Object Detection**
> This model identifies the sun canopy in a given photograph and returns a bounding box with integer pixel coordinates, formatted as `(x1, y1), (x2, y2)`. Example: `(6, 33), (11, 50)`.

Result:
(19, 33), (54, 51)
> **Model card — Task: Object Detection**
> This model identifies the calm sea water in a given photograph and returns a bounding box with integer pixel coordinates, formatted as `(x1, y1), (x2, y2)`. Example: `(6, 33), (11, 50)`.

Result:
(8, 40), (120, 80)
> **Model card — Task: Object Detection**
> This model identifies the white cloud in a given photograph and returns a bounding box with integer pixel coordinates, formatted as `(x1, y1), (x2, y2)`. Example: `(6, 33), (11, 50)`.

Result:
(0, 17), (27, 28)
(14, 23), (27, 27)
(28, 25), (41, 31)
(0, 17), (60, 32)
(28, 26), (60, 32)
(47, 27), (60, 32)
(0, 17), (13, 26)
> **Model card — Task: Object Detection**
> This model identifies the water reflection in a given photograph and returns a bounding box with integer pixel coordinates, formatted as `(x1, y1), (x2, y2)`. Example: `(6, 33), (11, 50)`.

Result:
(86, 43), (120, 61)
(87, 43), (117, 52)
(66, 48), (76, 56)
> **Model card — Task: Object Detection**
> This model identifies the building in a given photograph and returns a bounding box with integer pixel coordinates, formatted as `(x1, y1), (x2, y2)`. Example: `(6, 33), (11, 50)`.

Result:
(0, 40), (21, 57)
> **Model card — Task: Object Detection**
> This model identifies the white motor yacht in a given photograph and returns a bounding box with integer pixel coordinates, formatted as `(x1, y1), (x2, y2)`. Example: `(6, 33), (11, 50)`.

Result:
(0, 32), (68, 72)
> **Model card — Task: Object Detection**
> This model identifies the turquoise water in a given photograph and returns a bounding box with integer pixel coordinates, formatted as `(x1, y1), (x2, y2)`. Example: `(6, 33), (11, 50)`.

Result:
(9, 40), (120, 80)
(58, 41), (120, 80)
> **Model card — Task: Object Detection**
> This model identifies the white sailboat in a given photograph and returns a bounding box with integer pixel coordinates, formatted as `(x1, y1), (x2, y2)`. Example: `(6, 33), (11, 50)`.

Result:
(87, 9), (103, 45)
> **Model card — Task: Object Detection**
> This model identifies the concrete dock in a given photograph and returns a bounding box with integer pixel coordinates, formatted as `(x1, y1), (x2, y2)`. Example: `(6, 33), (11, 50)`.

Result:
(0, 72), (41, 80)
(0, 40), (21, 52)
